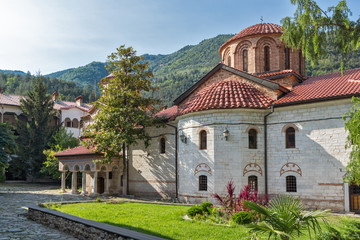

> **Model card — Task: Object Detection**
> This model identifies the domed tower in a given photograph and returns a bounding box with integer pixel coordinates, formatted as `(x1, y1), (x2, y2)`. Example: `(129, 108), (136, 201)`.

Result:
(219, 23), (306, 78)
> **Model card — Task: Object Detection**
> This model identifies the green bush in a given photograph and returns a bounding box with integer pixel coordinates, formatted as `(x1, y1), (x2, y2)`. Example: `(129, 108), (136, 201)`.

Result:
(187, 205), (203, 218)
(231, 211), (252, 225)
(199, 202), (213, 214)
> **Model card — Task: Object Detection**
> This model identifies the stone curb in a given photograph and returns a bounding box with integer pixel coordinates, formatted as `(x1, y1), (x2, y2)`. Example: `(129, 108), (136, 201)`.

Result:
(28, 204), (167, 240)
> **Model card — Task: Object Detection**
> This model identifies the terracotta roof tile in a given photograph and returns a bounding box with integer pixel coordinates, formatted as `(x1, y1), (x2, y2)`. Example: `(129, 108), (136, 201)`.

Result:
(155, 105), (178, 121)
(53, 100), (92, 112)
(221, 23), (283, 51)
(258, 69), (303, 79)
(54, 145), (97, 157)
(275, 68), (360, 105)
(179, 79), (274, 115)
(0, 93), (22, 106)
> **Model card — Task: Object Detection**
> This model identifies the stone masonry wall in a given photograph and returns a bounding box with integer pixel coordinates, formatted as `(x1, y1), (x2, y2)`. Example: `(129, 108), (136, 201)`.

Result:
(129, 125), (176, 199)
(267, 99), (352, 211)
(177, 109), (266, 203)
(177, 99), (352, 210)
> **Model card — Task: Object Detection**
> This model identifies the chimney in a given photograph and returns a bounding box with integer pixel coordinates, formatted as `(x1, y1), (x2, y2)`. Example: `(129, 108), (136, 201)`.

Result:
(51, 91), (58, 101)
(75, 95), (83, 106)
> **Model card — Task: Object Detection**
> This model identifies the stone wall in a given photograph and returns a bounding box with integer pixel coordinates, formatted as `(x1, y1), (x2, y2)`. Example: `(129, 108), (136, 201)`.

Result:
(129, 125), (176, 198)
(177, 109), (266, 203)
(28, 205), (165, 240)
(267, 99), (352, 211)
(176, 99), (352, 211)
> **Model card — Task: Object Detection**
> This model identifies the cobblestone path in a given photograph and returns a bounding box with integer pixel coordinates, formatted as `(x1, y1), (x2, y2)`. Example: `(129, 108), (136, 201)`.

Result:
(0, 182), (91, 240)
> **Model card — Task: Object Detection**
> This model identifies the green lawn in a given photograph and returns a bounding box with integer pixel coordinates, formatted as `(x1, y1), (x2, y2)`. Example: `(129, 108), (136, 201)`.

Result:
(48, 201), (360, 240)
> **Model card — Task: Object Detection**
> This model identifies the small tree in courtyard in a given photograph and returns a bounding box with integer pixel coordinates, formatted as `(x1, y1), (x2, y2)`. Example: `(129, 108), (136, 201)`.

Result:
(83, 45), (161, 195)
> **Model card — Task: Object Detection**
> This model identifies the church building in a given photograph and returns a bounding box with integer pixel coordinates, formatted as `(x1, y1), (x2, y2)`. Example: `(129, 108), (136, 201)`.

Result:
(56, 23), (360, 212)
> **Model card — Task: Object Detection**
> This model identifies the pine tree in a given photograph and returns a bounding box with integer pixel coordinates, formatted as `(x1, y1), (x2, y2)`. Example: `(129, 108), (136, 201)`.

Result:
(14, 76), (59, 180)
(83, 45), (161, 195)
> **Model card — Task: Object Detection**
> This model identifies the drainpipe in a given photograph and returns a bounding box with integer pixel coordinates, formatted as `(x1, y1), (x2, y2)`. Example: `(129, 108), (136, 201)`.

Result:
(264, 105), (274, 195)
(166, 122), (178, 201)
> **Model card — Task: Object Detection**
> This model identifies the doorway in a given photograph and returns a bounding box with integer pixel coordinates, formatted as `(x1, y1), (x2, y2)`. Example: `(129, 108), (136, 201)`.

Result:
(350, 184), (360, 212)
(97, 177), (104, 194)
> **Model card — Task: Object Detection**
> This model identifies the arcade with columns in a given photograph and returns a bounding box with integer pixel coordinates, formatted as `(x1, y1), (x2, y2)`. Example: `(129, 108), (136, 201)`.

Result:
(56, 146), (122, 195)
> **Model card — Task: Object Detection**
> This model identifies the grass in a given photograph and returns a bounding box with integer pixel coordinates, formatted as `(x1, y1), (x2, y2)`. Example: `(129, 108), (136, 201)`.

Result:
(48, 201), (249, 240)
(48, 201), (360, 240)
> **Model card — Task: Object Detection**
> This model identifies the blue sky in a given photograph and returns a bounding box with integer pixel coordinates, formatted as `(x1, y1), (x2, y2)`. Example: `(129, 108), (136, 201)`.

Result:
(0, 0), (359, 74)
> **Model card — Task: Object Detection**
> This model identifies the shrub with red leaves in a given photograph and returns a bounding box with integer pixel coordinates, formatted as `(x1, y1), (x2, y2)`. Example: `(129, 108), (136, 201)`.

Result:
(213, 180), (268, 216)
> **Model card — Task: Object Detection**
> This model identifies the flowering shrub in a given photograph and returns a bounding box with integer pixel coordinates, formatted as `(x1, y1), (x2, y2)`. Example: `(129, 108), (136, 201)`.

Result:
(213, 180), (268, 215)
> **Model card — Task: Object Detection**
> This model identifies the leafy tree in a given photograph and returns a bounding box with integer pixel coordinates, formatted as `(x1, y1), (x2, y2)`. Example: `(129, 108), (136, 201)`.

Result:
(0, 123), (17, 182)
(13, 76), (60, 180)
(244, 195), (329, 240)
(41, 127), (79, 180)
(343, 97), (360, 184)
(281, 0), (360, 74)
(83, 45), (161, 195)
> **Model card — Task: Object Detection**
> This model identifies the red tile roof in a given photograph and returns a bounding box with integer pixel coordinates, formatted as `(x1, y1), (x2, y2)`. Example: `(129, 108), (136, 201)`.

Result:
(275, 68), (360, 106)
(221, 23), (283, 51)
(53, 100), (91, 112)
(259, 69), (303, 79)
(54, 145), (98, 157)
(179, 79), (274, 115)
(155, 105), (178, 121)
(0, 93), (22, 106)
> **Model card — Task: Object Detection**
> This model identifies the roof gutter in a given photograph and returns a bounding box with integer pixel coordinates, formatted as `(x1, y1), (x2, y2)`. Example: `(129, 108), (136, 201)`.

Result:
(264, 105), (274, 195)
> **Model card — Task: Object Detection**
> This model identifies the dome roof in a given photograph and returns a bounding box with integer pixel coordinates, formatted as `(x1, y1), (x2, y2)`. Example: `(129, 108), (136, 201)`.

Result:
(220, 23), (283, 52)
(179, 79), (274, 115)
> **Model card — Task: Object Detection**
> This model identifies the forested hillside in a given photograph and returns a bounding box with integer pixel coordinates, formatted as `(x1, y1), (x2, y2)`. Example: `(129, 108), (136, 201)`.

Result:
(0, 72), (95, 103)
(2, 33), (360, 107)
(0, 70), (26, 76)
(45, 61), (108, 87)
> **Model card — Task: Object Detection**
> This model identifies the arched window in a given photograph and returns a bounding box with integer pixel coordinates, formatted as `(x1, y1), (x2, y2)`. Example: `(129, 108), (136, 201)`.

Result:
(243, 50), (248, 72)
(248, 175), (258, 192)
(160, 137), (166, 154)
(199, 175), (207, 191)
(227, 55), (231, 67)
(200, 130), (207, 150)
(286, 175), (297, 192)
(285, 48), (290, 69)
(248, 129), (257, 149)
(286, 127), (296, 148)
(264, 46), (270, 72)
(65, 118), (71, 128)
(72, 118), (79, 128)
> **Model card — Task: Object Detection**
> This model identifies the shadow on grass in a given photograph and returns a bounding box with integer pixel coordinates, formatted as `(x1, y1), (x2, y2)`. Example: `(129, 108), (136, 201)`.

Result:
(102, 221), (173, 240)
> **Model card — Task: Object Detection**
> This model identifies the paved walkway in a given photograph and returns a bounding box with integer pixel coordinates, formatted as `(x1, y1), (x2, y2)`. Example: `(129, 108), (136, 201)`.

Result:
(0, 181), (91, 240)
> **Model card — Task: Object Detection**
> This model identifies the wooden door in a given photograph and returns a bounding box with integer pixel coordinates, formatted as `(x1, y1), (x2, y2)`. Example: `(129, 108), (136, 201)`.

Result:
(97, 177), (104, 194)
(350, 184), (360, 212)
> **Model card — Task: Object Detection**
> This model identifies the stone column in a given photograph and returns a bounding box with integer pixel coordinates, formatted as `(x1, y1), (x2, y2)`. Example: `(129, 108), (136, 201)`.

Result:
(61, 171), (66, 193)
(81, 172), (87, 195)
(344, 182), (350, 212)
(104, 171), (109, 195)
(71, 171), (78, 194)
(91, 171), (98, 196)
